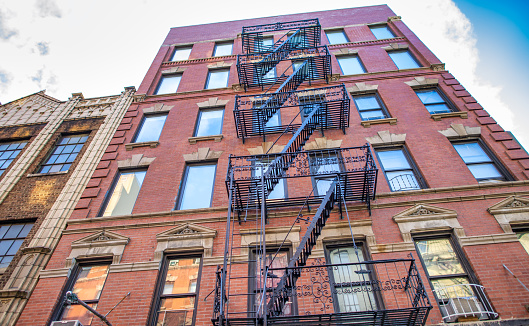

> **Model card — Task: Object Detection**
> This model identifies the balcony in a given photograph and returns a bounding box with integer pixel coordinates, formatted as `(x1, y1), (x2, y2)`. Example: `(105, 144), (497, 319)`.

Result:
(212, 257), (432, 326)
(433, 283), (497, 322)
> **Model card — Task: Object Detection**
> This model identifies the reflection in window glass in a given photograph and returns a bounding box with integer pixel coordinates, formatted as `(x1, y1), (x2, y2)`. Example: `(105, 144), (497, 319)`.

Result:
(326, 30), (349, 44)
(370, 25), (395, 39)
(102, 170), (147, 217)
(253, 251), (291, 316)
(388, 50), (420, 69)
(415, 89), (452, 114)
(206, 70), (229, 89)
(39, 134), (88, 173)
(517, 232), (529, 254)
(195, 109), (224, 137)
(255, 160), (285, 200)
(134, 115), (168, 143)
(310, 153), (341, 196)
(453, 142), (504, 182)
(171, 47), (192, 61)
(178, 165), (216, 210)
(353, 94), (388, 120)
(156, 75), (182, 95)
(377, 149), (421, 191)
(415, 238), (465, 276)
(0, 223), (33, 269)
(213, 42), (233, 56)
(0, 141), (27, 176)
(337, 56), (366, 75)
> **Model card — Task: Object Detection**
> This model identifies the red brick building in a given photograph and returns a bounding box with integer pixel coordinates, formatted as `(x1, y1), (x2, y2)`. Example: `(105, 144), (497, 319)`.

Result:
(19, 5), (529, 326)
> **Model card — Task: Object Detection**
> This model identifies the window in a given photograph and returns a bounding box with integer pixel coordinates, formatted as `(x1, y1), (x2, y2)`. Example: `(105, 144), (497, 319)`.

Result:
(309, 151), (342, 196)
(376, 148), (423, 191)
(177, 164), (216, 210)
(205, 69), (229, 89)
(252, 98), (281, 134)
(388, 50), (420, 69)
(155, 75), (182, 95)
(0, 222), (33, 269)
(326, 30), (349, 44)
(171, 46), (192, 61)
(134, 114), (168, 143)
(370, 25), (395, 39)
(260, 36), (274, 52)
(213, 42), (233, 57)
(517, 231), (529, 254)
(415, 89), (454, 114)
(254, 159), (286, 200)
(325, 245), (378, 312)
(353, 94), (389, 120)
(453, 142), (507, 182)
(101, 170), (147, 217)
(59, 263), (110, 325)
(194, 108), (224, 137)
(0, 140), (27, 176)
(337, 56), (366, 75)
(153, 257), (202, 326)
(415, 236), (492, 322)
(38, 134), (88, 173)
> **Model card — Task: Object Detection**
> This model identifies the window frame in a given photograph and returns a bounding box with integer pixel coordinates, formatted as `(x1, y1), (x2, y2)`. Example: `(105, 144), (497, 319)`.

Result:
(37, 133), (89, 174)
(374, 146), (426, 191)
(414, 87), (457, 114)
(452, 139), (512, 183)
(175, 163), (217, 210)
(252, 158), (288, 200)
(193, 107), (225, 137)
(51, 259), (112, 325)
(0, 139), (28, 177)
(155, 74), (182, 95)
(150, 254), (203, 326)
(98, 168), (147, 217)
(369, 24), (396, 40)
(308, 150), (345, 197)
(171, 46), (193, 62)
(352, 92), (390, 121)
(325, 29), (349, 45)
(205, 69), (230, 90)
(337, 55), (366, 75)
(213, 41), (233, 57)
(132, 113), (168, 143)
(388, 49), (421, 69)
(0, 221), (34, 270)
(513, 226), (529, 254)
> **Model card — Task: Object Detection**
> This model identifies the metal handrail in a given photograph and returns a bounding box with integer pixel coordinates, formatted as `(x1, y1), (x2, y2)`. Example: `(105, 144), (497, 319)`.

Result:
(433, 283), (497, 322)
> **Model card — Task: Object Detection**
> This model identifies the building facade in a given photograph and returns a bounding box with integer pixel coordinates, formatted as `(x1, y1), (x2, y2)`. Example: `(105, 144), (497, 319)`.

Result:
(0, 88), (135, 325)
(19, 5), (529, 326)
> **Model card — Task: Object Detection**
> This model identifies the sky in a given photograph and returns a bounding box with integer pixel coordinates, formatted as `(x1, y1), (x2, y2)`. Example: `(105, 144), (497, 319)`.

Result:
(0, 0), (528, 149)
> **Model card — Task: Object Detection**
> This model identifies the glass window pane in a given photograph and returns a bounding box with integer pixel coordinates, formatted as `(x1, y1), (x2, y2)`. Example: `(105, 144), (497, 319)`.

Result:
(156, 75), (182, 95)
(370, 25), (395, 39)
(518, 232), (529, 254)
(61, 303), (96, 325)
(214, 42), (233, 56)
(386, 171), (420, 191)
(4, 224), (23, 238)
(158, 297), (195, 326)
(49, 165), (62, 173)
(255, 161), (285, 199)
(72, 265), (110, 301)
(179, 165), (216, 210)
(6, 239), (23, 255)
(360, 110), (386, 120)
(265, 110), (280, 128)
(135, 115), (168, 143)
(468, 163), (503, 180)
(18, 224), (33, 238)
(415, 238), (465, 276)
(171, 47), (192, 61)
(389, 50), (420, 69)
(354, 96), (380, 111)
(0, 256), (13, 269)
(377, 150), (411, 171)
(431, 277), (473, 299)
(261, 37), (274, 51)
(206, 70), (229, 89)
(338, 56), (365, 75)
(195, 109), (224, 137)
(416, 90), (444, 104)
(0, 225), (9, 239)
(426, 104), (451, 114)
(453, 143), (491, 163)
(102, 171), (147, 217)
(326, 30), (348, 44)
(163, 258), (200, 295)
(0, 240), (14, 256)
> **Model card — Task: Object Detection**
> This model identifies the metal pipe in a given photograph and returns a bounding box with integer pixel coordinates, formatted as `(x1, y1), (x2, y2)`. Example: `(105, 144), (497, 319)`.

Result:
(65, 291), (112, 326)
(503, 264), (529, 293)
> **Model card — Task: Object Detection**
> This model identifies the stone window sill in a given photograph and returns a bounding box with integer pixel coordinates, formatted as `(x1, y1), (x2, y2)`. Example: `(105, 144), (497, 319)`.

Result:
(125, 141), (159, 151)
(188, 134), (223, 144)
(27, 170), (69, 177)
(361, 118), (397, 128)
(431, 111), (468, 121)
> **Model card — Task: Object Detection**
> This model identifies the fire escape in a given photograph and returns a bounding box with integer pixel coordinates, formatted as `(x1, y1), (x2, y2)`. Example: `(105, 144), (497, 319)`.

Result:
(213, 19), (432, 326)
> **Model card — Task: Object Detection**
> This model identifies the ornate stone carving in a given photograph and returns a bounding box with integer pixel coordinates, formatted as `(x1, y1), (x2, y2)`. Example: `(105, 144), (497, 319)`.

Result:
(155, 223), (217, 260)
(117, 154), (156, 168)
(488, 196), (529, 233)
(143, 103), (174, 114)
(247, 142), (284, 155)
(438, 123), (481, 139)
(177, 227), (199, 234)
(365, 130), (406, 146)
(183, 147), (223, 162)
(67, 231), (130, 267)
(347, 82), (378, 94)
(404, 77), (438, 87)
(304, 137), (342, 151)
(430, 63), (446, 71)
(197, 97), (229, 109)
(410, 207), (435, 216)
(387, 16), (402, 22)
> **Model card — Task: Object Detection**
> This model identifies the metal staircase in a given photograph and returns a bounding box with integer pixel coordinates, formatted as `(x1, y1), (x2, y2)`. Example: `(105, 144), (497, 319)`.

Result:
(212, 18), (431, 326)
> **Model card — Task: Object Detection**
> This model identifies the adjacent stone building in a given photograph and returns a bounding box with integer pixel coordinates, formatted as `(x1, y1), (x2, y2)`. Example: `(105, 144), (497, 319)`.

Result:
(18, 5), (529, 326)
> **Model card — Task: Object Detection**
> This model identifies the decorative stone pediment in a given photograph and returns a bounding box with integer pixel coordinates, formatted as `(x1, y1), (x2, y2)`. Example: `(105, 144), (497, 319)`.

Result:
(387, 16), (401, 22)
(393, 204), (465, 242)
(197, 97), (229, 109)
(207, 61), (232, 69)
(162, 66), (187, 74)
(430, 63), (445, 71)
(488, 196), (529, 233)
(438, 124), (481, 139)
(365, 130), (405, 146)
(155, 223), (217, 260)
(332, 48), (358, 56)
(381, 43), (408, 51)
(346, 83), (378, 94)
(117, 154), (155, 168)
(143, 103), (173, 114)
(247, 142), (284, 155)
(67, 231), (130, 267)
(304, 137), (342, 151)
(405, 77), (438, 88)
(183, 147), (223, 162)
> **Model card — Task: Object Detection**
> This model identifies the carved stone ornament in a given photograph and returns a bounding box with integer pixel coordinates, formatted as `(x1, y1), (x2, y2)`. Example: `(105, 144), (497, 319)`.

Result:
(247, 142), (284, 155)
(143, 103), (174, 114)
(387, 16), (402, 22)
(430, 63), (446, 71)
(404, 77), (438, 87)
(304, 137), (342, 151)
(155, 223), (217, 260)
(381, 43), (408, 51)
(365, 130), (406, 146)
(67, 231), (130, 267)
(183, 147), (223, 162)
(347, 82), (378, 94)
(332, 48), (358, 56)
(161, 66), (187, 75)
(197, 97), (229, 109)
(117, 154), (156, 168)
(488, 196), (529, 233)
(438, 124), (481, 139)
